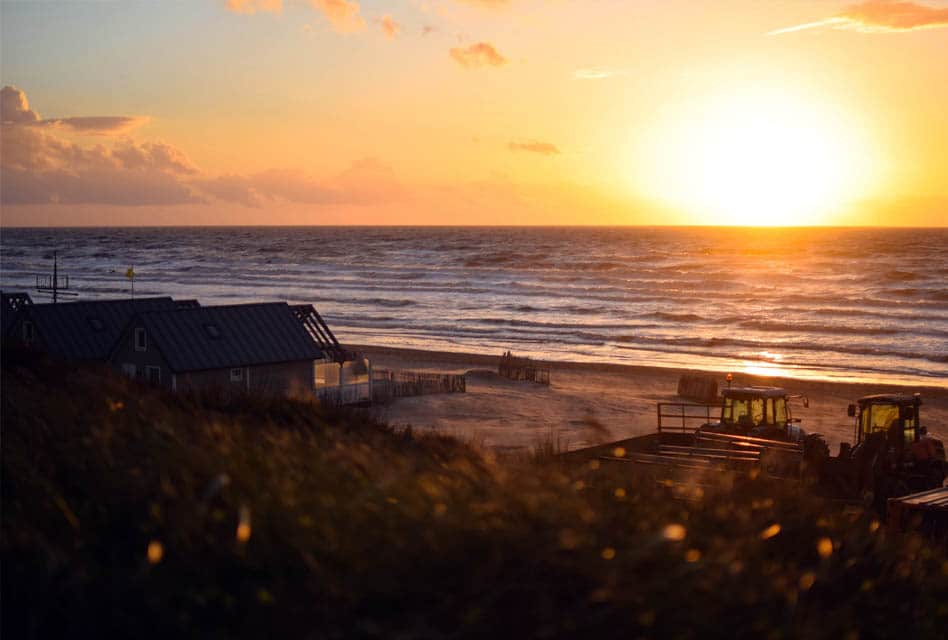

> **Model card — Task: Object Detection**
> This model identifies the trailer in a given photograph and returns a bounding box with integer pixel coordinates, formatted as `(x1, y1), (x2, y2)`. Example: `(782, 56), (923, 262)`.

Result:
(563, 395), (809, 482)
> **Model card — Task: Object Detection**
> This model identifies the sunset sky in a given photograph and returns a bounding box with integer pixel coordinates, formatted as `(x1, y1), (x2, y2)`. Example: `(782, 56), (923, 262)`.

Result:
(2, 0), (947, 226)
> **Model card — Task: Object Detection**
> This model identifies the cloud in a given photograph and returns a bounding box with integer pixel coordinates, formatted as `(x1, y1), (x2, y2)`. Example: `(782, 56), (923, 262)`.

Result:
(449, 42), (507, 68)
(1, 127), (202, 205)
(573, 67), (630, 80)
(1, 85), (148, 135)
(508, 140), (560, 155)
(1, 88), (401, 210)
(770, 1), (948, 35)
(48, 116), (150, 136)
(310, 0), (365, 33)
(1, 85), (40, 123)
(376, 14), (401, 39)
(2, 87), (200, 206)
(192, 158), (403, 207)
(225, 0), (282, 14)
(195, 173), (266, 207)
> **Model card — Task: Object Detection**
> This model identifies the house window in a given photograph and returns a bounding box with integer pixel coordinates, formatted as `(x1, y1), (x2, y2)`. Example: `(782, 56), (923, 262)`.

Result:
(122, 363), (137, 378)
(22, 320), (34, 344)
(134, 327), (147, 351)
(230, 367), (244, 382)
(146, 366), (161, 385)
(314, 361), (340, 387)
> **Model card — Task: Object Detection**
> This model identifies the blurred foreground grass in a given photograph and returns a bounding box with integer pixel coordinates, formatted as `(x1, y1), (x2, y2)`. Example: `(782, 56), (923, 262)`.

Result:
(2, 350), (947, 639)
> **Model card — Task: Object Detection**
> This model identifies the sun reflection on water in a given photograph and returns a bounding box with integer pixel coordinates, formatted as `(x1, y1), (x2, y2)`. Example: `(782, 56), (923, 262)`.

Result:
(740, 352), (792, 378)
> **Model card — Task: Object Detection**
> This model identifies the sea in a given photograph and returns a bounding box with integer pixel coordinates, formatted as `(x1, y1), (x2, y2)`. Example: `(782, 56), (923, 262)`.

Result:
(1, 226), (946, 387)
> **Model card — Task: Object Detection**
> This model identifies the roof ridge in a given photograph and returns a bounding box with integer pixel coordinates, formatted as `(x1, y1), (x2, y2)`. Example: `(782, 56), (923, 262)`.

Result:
(136, 301), (288, 317)
(30, 296), (174, 309)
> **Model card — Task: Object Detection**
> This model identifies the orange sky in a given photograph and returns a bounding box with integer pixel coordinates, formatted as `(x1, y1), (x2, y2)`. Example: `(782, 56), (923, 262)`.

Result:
(2, 1), (947, 226)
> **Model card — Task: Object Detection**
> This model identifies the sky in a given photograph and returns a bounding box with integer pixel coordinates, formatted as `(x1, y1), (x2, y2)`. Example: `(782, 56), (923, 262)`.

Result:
(1, 0), (947, 226)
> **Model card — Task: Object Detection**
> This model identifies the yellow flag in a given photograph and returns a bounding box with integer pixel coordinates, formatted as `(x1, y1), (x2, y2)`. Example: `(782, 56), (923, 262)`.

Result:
(125, 267), (135, 279)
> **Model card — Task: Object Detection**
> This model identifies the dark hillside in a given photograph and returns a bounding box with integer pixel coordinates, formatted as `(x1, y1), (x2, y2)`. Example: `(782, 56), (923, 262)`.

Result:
(2, 351), (946, 639)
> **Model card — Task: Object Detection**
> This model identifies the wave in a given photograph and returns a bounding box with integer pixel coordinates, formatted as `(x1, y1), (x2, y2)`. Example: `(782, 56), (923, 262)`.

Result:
(640, 312), (705, 323)
(612, 334), (948, 365)
(884, 269), (920, 282)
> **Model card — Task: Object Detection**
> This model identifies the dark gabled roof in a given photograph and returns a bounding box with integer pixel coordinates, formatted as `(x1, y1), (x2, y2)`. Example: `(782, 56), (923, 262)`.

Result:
(23, 297), (178, 360)
(1, 291), (33, 336)
(722, 386), (788, 399)
(136, 302), (324, 372)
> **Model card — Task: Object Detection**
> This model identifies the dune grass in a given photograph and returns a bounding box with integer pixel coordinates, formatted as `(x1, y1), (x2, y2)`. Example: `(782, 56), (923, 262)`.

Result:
(2, 350), (946, 639)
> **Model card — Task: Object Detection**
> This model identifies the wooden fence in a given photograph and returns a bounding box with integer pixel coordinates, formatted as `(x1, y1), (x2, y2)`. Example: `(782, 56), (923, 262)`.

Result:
(498, 352), (550, 385)
(371, 369), (466, 402)
(315, 382), (372, 406)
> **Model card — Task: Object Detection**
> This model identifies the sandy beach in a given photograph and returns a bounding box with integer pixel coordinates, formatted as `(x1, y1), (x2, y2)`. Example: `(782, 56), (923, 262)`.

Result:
(356, 345), (948, 453)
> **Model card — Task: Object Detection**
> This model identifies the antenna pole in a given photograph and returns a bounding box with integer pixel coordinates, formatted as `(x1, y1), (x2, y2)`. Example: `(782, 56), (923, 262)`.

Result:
(35, 250), (77, 302)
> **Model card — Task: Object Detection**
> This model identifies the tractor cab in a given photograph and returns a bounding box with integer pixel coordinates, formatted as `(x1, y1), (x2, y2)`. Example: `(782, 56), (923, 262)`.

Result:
(848, 393), (924, 452)
(702, 386), (809, 443)
(833, 393), (947, 511)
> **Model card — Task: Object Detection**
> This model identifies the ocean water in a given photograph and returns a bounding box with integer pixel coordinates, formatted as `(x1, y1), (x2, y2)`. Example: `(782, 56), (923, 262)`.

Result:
(1, 226), (946, 387)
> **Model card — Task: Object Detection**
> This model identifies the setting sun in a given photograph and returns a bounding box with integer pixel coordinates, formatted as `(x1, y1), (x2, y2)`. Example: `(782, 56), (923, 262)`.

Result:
(636, 89), (878, 226)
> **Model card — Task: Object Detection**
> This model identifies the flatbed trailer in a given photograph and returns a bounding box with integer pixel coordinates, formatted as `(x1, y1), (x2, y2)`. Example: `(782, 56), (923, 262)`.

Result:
(562, 402), (806, 480)
(887, 486), (948, 544)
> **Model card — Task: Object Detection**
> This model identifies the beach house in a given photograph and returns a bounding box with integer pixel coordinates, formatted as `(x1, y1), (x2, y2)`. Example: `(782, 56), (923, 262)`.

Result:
(110, 302), (326, 394)
(5, 297), (184, 361)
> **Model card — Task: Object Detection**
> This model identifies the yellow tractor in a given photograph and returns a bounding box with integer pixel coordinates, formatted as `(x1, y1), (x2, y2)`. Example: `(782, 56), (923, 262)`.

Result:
(818, 394), (946, 514)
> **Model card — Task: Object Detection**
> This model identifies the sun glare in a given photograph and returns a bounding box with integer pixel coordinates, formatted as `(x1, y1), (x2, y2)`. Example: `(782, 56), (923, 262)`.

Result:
(636, 89), (877, 226)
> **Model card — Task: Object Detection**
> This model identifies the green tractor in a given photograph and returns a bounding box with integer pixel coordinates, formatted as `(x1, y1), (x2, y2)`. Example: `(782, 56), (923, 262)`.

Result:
(819, 394), (946, 514)
(698, 386), (830, 463)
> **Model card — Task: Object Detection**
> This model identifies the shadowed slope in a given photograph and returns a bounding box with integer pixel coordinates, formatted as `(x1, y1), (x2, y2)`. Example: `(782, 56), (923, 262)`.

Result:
(2, 351), (946, 639)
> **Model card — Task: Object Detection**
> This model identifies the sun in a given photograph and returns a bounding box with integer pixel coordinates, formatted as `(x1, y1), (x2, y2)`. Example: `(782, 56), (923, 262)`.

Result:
(634, 89), (877, 226)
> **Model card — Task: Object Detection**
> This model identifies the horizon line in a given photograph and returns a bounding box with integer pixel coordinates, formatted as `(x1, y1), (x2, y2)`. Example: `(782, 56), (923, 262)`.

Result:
(3, 223), (948, 230)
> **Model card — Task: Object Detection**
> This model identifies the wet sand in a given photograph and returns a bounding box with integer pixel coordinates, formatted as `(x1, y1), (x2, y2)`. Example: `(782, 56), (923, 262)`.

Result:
(353, 345), (948, 453)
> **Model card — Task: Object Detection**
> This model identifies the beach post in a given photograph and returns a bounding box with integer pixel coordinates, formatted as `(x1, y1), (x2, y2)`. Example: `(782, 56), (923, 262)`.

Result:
(126, 266), (136, 299)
